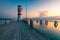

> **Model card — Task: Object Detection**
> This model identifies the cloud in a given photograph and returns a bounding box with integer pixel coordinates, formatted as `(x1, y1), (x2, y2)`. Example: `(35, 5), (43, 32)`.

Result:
(40, 11), (48, 18)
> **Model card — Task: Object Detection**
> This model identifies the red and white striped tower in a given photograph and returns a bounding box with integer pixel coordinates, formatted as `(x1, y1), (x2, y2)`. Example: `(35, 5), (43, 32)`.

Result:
(18, 5), (22, 21)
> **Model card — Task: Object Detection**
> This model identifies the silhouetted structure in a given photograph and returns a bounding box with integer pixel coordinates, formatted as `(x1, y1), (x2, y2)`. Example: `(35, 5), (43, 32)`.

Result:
(45, 20), (48, 25)
(30, 19), (33, 28)
(40, 20), (42, 25)
(36, 20), (38, 23)
(54, 21), (58, 28)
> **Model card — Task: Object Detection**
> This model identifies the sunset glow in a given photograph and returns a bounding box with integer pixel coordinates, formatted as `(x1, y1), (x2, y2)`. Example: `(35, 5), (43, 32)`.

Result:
(0, 0), (60, 18)
(48, 6), (60, 17)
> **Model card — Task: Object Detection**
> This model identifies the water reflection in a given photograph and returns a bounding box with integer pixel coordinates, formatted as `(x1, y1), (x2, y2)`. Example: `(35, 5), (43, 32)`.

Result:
(45, 20), (48, 26)
(40, 20), (42, 25)
(31, 20), (60, 35)
(36, 20), (38, 23)
(54, 21), (58, 28)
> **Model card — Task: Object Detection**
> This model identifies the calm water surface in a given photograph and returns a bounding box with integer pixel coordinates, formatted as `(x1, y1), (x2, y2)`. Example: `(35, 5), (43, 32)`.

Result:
(30, 20), (60, 40)
(31, 20), (60, 35)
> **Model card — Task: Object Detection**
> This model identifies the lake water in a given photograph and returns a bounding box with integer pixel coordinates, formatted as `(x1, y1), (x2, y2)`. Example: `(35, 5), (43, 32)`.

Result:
(33, 20), (60, 33)
(30, 20), (60, 39)
(33, 21), (60, 32)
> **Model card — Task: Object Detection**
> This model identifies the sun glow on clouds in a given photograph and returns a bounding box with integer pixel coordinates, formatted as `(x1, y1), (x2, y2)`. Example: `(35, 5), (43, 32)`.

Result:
(48, 6), (60, 17)
(26, 0), (60, 18)
(1, 0), (60, 18)
(23, 11), (40, 18)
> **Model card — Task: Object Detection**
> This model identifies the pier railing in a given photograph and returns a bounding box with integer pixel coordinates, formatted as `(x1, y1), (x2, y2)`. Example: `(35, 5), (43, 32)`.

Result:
(23, 18), (58, 28)
(0, 18), (14, 25)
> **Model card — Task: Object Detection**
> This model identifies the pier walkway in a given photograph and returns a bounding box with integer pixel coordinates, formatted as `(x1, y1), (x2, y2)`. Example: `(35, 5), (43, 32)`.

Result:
(0, 22), (49, 40)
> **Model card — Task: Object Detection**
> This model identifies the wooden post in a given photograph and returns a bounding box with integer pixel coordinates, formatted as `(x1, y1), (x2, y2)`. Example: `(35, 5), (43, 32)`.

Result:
(36, 20), (38, 23)
(40, 20), (42, 25)
(5, 20), (7, 24)
(45, 20), (48, 25)
(54, 21), (58, 28)
(30, 19), (33, 28)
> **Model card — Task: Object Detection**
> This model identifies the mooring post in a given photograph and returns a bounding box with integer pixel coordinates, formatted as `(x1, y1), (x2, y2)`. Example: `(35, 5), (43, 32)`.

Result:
(5, 20), (7, 24)
(36, 20), (38, 23)
(40, 20), (42, 25)
(30, 19), (33, 28)
(54, 21), (58, 28)
(45, 20), (48, 26)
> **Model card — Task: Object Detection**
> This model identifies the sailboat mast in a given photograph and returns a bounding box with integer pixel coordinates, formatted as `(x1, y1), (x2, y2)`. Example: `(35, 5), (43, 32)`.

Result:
(26, 3), (27, 19)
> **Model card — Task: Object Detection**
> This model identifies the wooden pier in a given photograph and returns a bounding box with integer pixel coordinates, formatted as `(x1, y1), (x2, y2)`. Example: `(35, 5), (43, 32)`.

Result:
(0, 22), (49, 40)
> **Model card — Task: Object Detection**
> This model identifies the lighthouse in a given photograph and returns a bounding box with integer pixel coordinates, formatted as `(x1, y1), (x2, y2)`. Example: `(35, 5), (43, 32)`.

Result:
(18, 5), (22, 21)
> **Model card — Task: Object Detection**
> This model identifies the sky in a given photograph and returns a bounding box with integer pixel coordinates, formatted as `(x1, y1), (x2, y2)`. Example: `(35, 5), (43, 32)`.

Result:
(0, 0), (60, 19)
